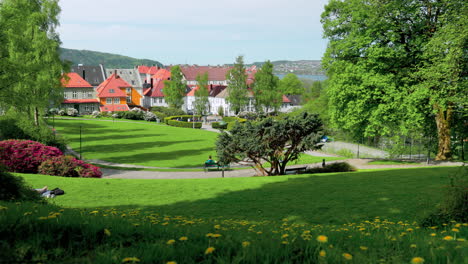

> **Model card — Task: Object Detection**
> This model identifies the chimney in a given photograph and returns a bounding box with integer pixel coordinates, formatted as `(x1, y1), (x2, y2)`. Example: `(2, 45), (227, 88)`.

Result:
(82, 70), (86, 80)
(150, 78), (154, 88)
(114, 69), (118, 78)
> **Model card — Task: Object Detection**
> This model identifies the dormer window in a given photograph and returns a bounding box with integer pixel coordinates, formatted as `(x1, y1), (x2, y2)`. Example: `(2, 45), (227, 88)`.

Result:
(109, 89), (115, 93)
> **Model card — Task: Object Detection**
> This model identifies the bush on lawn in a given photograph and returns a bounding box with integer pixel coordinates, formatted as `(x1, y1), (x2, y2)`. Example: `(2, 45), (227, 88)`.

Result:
(151, 111), (167, 121)
(150, 106), (185, 117)
(66, 108), (78, 117)
(0, 169), (42, 201)
(304, 162), (357, 174)
(211, 122), (227, 129)
(164, 115), (201, 125)
(38, 155), (102, 178)
(144, 111), (157, 121)
(0, 140), (63, 173)
(91, 111), (101, 118)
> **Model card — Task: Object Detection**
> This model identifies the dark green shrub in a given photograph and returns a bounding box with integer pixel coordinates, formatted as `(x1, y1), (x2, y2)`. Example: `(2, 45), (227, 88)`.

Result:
(304, 162), (357, 174)
(167, 120), (202, 129)
(222, 116), (247, 123)
(164, 115), (201, 125)
(150, 106), (185, 117)
(212, 122), (227, 129)
(151, 111), (167, 121)
(0, 170), (42, 201)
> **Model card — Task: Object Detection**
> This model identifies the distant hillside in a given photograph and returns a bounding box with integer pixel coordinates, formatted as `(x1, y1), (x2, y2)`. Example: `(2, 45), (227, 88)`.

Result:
(251, 60), (324, 75)
(60, 48), (163, 68)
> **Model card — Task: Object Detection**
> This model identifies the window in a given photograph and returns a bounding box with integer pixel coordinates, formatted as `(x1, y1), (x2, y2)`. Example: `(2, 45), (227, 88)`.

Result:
(109, 89), (115, 93)
(82, 91), (86, 99)
(114, 98), (119, 104)
(106, 98), (112, 104)
(131, 80), (135, 85)
(72, 91), (77, 99)
(126, 96), (131, 103)
(64, 93), (68, 99)
(87, 91), (93, 98)
(126, 88), (131, 93)
(152, 98), (156, 104)
(84, 105), (90, 112)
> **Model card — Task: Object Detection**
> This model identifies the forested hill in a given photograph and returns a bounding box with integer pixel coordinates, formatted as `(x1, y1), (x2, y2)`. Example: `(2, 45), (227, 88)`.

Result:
(60, 48), (163, 68)
(250, 60), (324, 75)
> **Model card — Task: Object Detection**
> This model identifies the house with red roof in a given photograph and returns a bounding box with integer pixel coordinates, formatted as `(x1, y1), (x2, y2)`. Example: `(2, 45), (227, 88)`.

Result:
(61, 72), (99, 114)
(143, 79), (169, 108)
(96, 72), (143, 112)
(180, 65), (232, 86)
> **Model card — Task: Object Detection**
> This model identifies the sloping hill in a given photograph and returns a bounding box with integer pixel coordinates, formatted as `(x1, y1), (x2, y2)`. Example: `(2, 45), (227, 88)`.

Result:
(60, 48), (163, 68)
(251, 60), (324, 75)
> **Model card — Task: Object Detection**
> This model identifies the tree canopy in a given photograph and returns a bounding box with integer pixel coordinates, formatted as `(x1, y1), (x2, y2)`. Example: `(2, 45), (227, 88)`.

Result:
(216, 112), (323, 176)
(164, 65), (186, 109)
(194, 72), (210, 115)
(322, 0), (467, 160)
(226, 56), (248, 115)
(252, 61), (282, 113)
(0, 0), (67, 126)
(279, 73), (304, 95)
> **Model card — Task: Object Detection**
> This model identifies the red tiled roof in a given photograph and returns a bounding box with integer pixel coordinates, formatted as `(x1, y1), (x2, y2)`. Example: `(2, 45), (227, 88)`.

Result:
(96, 73), (131, 98)
(180, 66), (232, 81)
(186, 85), (211, 96)
(63, 99), (99, 104)
(62, 72), (93, 88)
(282, 95), (291, 103)
(100, 104), (130, 112)
(152, 69), (171, 80)
(147, 66), (159, 75)
(138, 65), (160, 75)
(138, 65), (149, 74)
(144, 79), (165, 97)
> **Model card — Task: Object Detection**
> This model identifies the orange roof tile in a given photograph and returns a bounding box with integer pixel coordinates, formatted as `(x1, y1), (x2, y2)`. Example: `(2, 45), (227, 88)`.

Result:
(152, 69), (171, 80)
(62, 72), (93, 88)
(96, 73), (131, 98)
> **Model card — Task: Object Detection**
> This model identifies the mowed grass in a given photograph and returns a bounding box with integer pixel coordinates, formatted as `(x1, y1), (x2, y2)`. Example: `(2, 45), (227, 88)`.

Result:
(50, 119), (344, 169)
(51, 119), (218, 168)
(18, 167), (459, 224)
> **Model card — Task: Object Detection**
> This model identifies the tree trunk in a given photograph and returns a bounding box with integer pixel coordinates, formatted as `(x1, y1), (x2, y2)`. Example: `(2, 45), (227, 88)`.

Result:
(34, 107), (40, 127)
(434, 105), (452, 160)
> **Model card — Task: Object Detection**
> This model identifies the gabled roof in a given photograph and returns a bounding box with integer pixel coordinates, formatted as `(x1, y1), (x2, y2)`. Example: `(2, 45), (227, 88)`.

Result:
(71, 65), (106, 86)
(282, 95), (291, 103)
(209, 85), (227, 97)
(144, 79), (165, 97)
(285, 94), (302, 105)
(96, 73), (131, 98)
(152, 69), (171, 80)
(180, 65), (232, 81)
(215, 87), (254, 98)
(62, 72), (93, 88)
(186, 85), (211, 96)
(100, 104), (130, 112)
(138, 65), (160, 75)
(107, 69), (143, 88)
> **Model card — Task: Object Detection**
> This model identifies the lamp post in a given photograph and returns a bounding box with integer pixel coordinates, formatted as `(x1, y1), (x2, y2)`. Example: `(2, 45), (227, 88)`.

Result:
(79, 125), (82, 160)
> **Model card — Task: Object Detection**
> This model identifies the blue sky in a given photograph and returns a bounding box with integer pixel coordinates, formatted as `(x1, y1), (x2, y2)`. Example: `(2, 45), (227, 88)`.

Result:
(58, 0), (330, 65)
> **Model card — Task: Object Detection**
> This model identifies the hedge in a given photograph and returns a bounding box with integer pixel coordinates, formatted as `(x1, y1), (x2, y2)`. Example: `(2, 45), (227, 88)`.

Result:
(211, 122), (227, 129)
(222, 116), (247, 123)
(167, 120), (202, 129)
(164, 115), (202, 125)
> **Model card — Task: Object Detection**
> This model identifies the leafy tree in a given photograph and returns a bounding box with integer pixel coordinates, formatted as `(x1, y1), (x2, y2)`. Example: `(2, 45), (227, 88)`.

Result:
(0, 0), (67, 126)
(279, 73), (304, 95)
(300, 81), (331, 129)
(194, 72), (210, 115)
(216, 112), (323, 176)
(164, 65), (186, 109)
(226, 56), (248, 115)
(321, 0), (467, 160)
(252, 61), (281, 113)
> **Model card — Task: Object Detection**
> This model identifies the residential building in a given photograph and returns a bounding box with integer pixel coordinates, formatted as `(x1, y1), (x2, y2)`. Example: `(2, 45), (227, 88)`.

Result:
(70, 64), (107, 88)
(61, 72), (99, 114)
(106, 68), (144, 106)
(180, 65), (232, 86)
(96, 72), (141, 112)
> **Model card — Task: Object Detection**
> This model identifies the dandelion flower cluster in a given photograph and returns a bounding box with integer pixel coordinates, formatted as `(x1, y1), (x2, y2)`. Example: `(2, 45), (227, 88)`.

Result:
(411, 257), (424, 264)
(205, 247), (215, 254)
(316, 235), (328, 243)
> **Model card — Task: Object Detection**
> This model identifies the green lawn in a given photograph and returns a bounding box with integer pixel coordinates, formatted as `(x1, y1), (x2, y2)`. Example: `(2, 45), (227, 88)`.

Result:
(18, 166), (458, 224)
(50, 119), (343, 169)
(51, 119), (218, 168)
(368, 159), (421, 165)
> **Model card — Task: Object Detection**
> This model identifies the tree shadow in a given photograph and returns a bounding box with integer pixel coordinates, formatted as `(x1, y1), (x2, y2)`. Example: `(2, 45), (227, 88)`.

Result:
(94, 167), (455, 224)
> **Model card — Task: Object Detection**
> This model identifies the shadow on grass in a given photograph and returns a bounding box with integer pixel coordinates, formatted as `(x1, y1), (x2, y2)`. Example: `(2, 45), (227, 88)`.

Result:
(96, 167), (455, 224)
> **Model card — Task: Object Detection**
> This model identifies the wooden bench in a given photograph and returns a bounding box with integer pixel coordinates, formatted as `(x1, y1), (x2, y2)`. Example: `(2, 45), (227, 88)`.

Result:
(284, 166), (308, 175)
(204, 161), (230, 172)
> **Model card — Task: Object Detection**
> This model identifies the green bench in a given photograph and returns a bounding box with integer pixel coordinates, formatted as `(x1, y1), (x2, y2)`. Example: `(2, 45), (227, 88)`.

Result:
(204, 160), (229, 172)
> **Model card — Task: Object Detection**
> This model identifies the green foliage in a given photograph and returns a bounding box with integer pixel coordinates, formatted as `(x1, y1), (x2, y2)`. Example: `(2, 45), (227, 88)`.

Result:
(0, 170), (42, 201)
(150, 106), (185, 117)
(167, 120), (202, 129)
(222, 116), (247, 123)
(164, 66), (186, 109)
(60, 48), (162, 68)
(321, 0), (467, 159)
(217, 105), (224, 116)
(194, 72), (210, 115)
(164, 115), (202, 125)
(0, 0), (68, 125)
(279, 73), (304, 95)
(217, 112), (323, 175)
(304, 162), (357, 174)
(226, 56), (248, 114)
(211, 122), (227, 130)
(253, 60), (281, 112)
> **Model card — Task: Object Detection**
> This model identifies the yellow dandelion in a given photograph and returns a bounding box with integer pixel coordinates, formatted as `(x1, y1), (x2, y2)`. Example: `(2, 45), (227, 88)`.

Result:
(242, 241), (251, 247)
(282, 234), (289, 239)
(430, 233), (436, 237)
(23, 212), (32, 216)
(411, 257), (425, 264)
(179, 236), (188, 241)
(410, 244), (417, 248)
(281, 241), (289, 244)
(212, 234), (222, 238)
(316, 235), (328, 243)
(451, 228), (459, 232)
(121, 257), (140, 263)
(342, 253), (353, 260)
(104, 229), (111, 236)
(166, 239), (175, 245)
(319, 250), (326, 257)
(90, 210), (99, 214)
(456, 238), (466, 242)
(443, 236), (454, 241)
(360, 246), (368, 251)
(407, 228), (414, 232)
(0, 206), (8, 210)
(257, 231), (263, 234)
(206, 233), (214, 237)
(214, 224), (221, 229)
(166, 261), (177, 264)
(38, 216), (48, 220)
(205, 247), (215, 254)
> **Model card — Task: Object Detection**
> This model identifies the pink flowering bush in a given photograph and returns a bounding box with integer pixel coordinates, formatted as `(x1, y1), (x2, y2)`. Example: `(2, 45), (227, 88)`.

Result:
(38, 155), (102, 178)
(0, 140), (63, 173)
